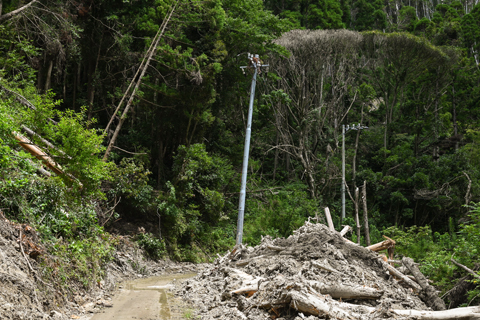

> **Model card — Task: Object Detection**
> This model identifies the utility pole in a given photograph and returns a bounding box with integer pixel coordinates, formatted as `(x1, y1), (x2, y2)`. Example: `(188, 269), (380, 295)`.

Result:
(236, 54), (268, 245)
(342, 123), (368, 223)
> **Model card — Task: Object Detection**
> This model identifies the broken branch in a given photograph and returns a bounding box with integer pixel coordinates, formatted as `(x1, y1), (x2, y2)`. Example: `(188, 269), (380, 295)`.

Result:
(451, 259), (480, 280)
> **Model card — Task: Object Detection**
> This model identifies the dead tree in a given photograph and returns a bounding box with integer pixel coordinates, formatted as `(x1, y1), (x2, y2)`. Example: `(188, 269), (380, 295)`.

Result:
(362, 180), (370, 246)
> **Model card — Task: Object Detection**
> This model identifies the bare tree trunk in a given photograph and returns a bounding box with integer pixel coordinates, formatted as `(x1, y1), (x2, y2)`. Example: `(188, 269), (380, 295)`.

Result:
(72, 63), (77, 111)
(45, 60), (53, 92)
(63, 64), (67, 101)
(352, 104), (364, 181)
(452, 82), (459, 151)
(354, 187), (361, 244)
(362, 180), (370, 246)
(37, 60), (44, 91)
(273, 128), (279, 181)
(87, 35), (102, 123)
(464, 172), (472, 206)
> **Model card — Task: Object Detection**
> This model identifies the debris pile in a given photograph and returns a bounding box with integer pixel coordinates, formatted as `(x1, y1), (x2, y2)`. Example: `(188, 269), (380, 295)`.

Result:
(175, 221), (480, 319)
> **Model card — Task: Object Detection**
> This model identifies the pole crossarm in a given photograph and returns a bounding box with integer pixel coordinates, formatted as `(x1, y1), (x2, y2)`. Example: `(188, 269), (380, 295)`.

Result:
(240, 53), (269, 74)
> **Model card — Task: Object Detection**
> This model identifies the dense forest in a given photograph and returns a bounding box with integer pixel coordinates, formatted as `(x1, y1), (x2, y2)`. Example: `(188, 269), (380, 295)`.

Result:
(0, 0), (480, 306)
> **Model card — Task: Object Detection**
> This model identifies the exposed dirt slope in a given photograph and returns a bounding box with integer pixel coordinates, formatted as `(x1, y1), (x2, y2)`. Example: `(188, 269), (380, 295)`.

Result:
(0, 214), (190, 320)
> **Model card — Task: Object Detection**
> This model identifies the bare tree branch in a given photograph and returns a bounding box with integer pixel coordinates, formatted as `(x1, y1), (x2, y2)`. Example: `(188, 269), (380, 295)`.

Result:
(0, 0), (39, 24)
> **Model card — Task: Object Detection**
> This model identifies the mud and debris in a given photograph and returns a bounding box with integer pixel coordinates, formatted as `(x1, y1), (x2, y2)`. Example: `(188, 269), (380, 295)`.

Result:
(0, 213), (198, 320)
(174, 221), (435, 319)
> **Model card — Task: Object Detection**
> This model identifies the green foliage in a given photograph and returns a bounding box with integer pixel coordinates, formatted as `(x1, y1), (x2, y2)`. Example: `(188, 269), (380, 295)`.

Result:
(382, 204), (480, 304)
(461, 5), (480, 55)
(3, 0), (480, 306)
(383, 225), (435, 262)
(352, 0), (387, 31)
(157, 143), (236, 258)
(306, 0), (346, 29)
(0, 25), (38, 86)
(42, 233), (115, 290)
(108, 158), (154, 209)
(135, 232), (167, 260)
(243, 183), (318, 246)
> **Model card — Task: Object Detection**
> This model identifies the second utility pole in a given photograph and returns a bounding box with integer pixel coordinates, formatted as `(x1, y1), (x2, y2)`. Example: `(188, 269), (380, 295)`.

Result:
(236, 54), (268, 245)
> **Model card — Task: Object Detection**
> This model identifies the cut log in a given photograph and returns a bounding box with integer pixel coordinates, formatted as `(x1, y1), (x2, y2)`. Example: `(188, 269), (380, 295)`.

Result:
(367, 236), (396, 252)
(222, 267), (256, 281)
(340, 225), (352, 237)
(307, 281), (384, 299)
(231, 278), (263, 296)
(287, 290), (366, 319)
(403, 257), (446, 311)
(324, 207), (335, 232)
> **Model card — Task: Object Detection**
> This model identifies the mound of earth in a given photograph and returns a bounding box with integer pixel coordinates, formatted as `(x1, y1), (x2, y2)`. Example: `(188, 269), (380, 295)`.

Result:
(174, 221), (462, 319)
(0, 213), (194, 320)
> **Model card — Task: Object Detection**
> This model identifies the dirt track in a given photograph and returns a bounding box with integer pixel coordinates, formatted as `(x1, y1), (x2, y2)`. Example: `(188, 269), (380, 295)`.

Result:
(90, 273), (196, 320)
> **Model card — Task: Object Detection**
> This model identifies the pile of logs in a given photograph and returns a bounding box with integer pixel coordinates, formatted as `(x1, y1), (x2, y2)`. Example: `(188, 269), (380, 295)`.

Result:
(178, 220), (480, 320)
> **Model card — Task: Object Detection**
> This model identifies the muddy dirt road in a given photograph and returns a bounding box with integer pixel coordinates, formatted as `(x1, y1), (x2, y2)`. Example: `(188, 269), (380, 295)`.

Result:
(90, 273), (196, 320)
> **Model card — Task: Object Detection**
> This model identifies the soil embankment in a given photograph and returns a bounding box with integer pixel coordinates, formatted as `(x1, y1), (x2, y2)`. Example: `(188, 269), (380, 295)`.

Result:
(0, 214), (198, 319)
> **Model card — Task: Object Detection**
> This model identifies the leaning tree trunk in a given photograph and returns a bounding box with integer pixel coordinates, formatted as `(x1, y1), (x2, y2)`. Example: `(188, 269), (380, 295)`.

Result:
(103, 2), (176, 161)
(362, 180), (370, 246)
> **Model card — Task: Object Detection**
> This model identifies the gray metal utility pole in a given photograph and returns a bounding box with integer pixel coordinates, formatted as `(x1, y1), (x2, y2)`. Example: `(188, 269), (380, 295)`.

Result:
(341, 123), (368, 223)
(236, 53), (268, 245)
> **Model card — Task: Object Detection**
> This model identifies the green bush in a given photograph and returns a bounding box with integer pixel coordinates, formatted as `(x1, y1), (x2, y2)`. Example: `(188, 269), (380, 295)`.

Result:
(135, 232), (166, 260)
(243, 182), (318, 246)
(157, 143), (236, 257)
(42, 233), (116, 290)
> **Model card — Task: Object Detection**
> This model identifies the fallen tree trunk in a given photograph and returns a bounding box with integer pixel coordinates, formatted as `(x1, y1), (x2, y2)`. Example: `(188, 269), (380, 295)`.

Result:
(267, 245), (285, 251)
(393, 307), (480, 319)
(367, 235), (396, 252)
(286, 289), (480, 319)
(307, 281), (384, 299)
(288, 290), (359, 319)
(234, 280), (383, 300)
(235, 255), (265, 267)
(21, 125), (70, 159)
(14, 133), (64, 176)
(403, 257), (446, 311)
(381, 260), (422, 291)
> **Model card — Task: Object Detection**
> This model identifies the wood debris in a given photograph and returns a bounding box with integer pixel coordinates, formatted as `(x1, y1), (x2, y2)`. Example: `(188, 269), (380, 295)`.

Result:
(175, 221), (477, 320)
